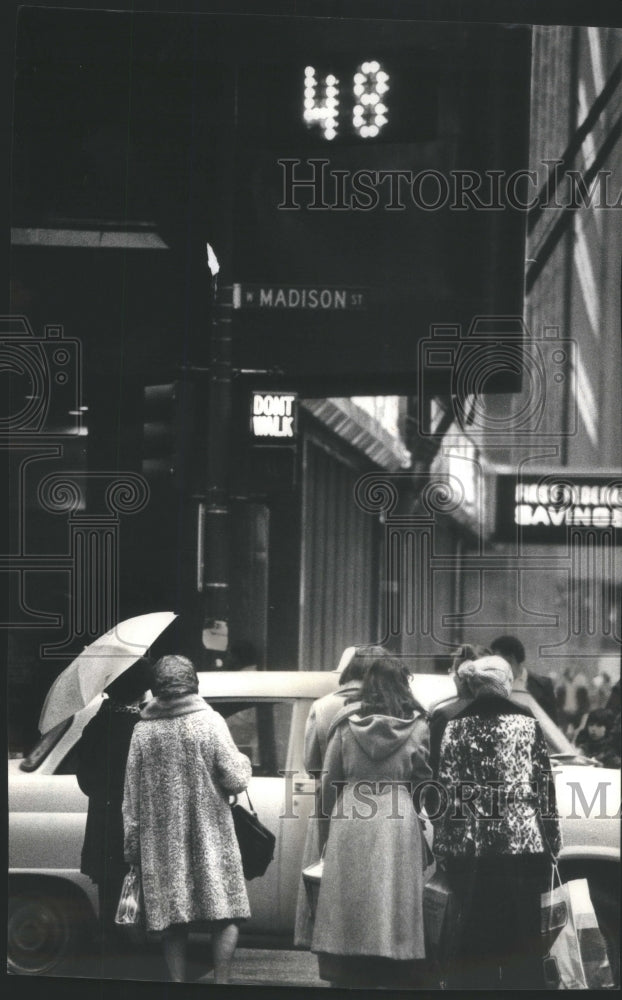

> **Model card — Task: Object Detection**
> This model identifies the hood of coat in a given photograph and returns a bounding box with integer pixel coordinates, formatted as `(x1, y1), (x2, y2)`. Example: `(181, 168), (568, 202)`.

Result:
(140, 692), (209, 721)
(347, 713), (421, 760)
(337, 681), (362, 696)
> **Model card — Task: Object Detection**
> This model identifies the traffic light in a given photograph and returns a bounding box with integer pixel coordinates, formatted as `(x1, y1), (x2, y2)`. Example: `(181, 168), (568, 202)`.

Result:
(141, 381), (195, 489)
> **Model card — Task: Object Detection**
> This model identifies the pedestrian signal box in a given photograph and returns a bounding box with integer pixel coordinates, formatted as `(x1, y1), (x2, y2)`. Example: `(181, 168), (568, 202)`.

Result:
(250, 392), (298, 441)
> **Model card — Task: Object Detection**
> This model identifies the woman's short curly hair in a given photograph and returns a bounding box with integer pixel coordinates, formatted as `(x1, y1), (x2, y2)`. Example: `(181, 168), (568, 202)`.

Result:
(150, 654), (198, 700)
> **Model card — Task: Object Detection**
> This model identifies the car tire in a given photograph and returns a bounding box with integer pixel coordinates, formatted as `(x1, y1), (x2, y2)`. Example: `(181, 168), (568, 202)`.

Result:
(8, 890), (85, 975)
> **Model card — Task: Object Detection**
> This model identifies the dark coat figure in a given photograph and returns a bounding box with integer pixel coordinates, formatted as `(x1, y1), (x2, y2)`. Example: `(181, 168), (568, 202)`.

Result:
(76, 662), (149, 950)
(606, 679), (620, 717)
(433, 656), (561, 990)
(575, 709), (621, 768)
(490, 634), (559, 723)
(526, 671), (559, 723)
(606, 681), (621, 754)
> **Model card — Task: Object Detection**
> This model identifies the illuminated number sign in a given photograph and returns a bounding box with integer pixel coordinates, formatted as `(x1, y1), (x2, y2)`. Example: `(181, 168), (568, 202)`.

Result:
(303, 61), (390, 140)
(251, 392), (298, 441)
(237, 56), (437, 146)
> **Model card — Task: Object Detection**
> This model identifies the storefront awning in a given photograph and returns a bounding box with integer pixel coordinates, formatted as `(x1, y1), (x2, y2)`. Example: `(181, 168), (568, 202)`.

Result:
(11, 227), (169, 249)
(302, 397), (411, 471)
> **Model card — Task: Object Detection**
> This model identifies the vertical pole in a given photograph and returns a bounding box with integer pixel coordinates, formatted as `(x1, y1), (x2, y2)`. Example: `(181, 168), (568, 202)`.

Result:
(201, 64), (238, 664)
(202, 275), (233, 660)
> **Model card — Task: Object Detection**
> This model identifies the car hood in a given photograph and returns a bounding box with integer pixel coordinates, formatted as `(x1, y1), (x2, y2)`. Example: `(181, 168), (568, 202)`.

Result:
(554, 763), (620, 856)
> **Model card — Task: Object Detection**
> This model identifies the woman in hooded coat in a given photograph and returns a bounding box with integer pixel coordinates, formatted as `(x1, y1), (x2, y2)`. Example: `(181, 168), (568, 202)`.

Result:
(294, 644), (388, 948)
(122, 654), (251, 983)
(311, 656), (432, 988)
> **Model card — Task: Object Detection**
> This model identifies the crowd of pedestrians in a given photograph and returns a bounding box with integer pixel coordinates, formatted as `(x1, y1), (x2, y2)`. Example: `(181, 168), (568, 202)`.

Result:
(296, 636), (619, 989)
(75, 638), (619, 988)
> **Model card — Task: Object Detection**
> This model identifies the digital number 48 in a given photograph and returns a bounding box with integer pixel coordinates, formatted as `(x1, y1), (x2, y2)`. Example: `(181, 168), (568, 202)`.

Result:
(303, 61), (390, 140)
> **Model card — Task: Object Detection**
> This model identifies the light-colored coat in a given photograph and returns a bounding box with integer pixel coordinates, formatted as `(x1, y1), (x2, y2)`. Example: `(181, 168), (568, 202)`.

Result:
(294, 680), (362, 947)
(312, 712), (432, 963)
(123, 694), (251, 932)
(303, 682), (362, 773)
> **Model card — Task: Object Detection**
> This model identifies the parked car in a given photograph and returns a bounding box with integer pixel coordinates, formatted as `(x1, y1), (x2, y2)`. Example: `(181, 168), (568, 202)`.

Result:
(8, 670), (621, 978)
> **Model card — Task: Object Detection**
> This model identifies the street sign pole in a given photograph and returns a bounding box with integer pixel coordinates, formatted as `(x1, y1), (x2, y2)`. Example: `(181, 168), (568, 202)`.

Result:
(201, 272), (233, 658)
(201, 66), (238, 662)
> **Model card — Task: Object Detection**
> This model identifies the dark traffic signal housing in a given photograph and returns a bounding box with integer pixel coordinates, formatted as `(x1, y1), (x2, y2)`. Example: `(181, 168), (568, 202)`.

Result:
(141, 380), (196, 490)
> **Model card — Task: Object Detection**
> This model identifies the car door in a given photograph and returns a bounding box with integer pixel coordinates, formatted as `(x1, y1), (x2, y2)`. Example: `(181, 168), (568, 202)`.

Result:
(208, 696), (303, 935)
(9, 761), (90, 872)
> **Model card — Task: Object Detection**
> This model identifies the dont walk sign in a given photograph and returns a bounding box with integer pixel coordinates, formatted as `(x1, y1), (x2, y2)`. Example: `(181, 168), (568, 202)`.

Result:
(250, 391), (298, 441)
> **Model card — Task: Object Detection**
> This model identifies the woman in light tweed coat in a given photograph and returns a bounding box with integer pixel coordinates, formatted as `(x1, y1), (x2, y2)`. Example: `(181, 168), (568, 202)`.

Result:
(123, 655), (251, 983)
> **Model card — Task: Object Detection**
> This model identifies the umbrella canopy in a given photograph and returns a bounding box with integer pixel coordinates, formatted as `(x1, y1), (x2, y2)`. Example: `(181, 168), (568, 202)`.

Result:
(38, 612), (177, 734)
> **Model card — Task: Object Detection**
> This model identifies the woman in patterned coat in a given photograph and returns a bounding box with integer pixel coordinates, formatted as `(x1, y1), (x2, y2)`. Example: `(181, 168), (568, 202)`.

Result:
(122, 655), (251, 983)
(432, 655), (562, 989)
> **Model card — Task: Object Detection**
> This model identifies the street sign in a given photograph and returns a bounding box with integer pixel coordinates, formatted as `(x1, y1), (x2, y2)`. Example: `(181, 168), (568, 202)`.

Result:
(233, 283), (367, 311)
(495, 473), (622, 543)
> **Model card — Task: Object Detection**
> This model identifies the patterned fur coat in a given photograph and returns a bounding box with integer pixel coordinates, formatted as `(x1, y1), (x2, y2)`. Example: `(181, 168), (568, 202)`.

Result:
(123, 693), (251, 932)
(433, 694), (562, 859)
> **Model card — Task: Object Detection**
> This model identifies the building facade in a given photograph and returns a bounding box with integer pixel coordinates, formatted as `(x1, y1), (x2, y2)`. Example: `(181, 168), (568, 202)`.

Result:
(8, 11), (621, 752)
(416, 24), (622, 682)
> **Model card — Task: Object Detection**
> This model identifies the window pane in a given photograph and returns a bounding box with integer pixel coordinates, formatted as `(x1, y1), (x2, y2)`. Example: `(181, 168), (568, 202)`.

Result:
(211, 700), (294, 777)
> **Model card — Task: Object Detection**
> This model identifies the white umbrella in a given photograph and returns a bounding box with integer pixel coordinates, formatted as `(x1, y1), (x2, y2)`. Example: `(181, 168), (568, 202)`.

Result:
(38, 611), (177, 734)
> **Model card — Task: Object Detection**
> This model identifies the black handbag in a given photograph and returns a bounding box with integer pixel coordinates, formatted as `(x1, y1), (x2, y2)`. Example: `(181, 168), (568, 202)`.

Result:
(231, 790), (276, 880)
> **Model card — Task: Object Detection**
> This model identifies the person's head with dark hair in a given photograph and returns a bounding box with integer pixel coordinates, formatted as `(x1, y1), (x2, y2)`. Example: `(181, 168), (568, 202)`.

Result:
(150, 654), (198, 701)
(450, 643), (491, 675)
(586, 708), (615, 740)
(104, 657), (151, 705)
(490, 635), (525, 676)
(340, 644), (389, 685)
(359, 656), (421, 721)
